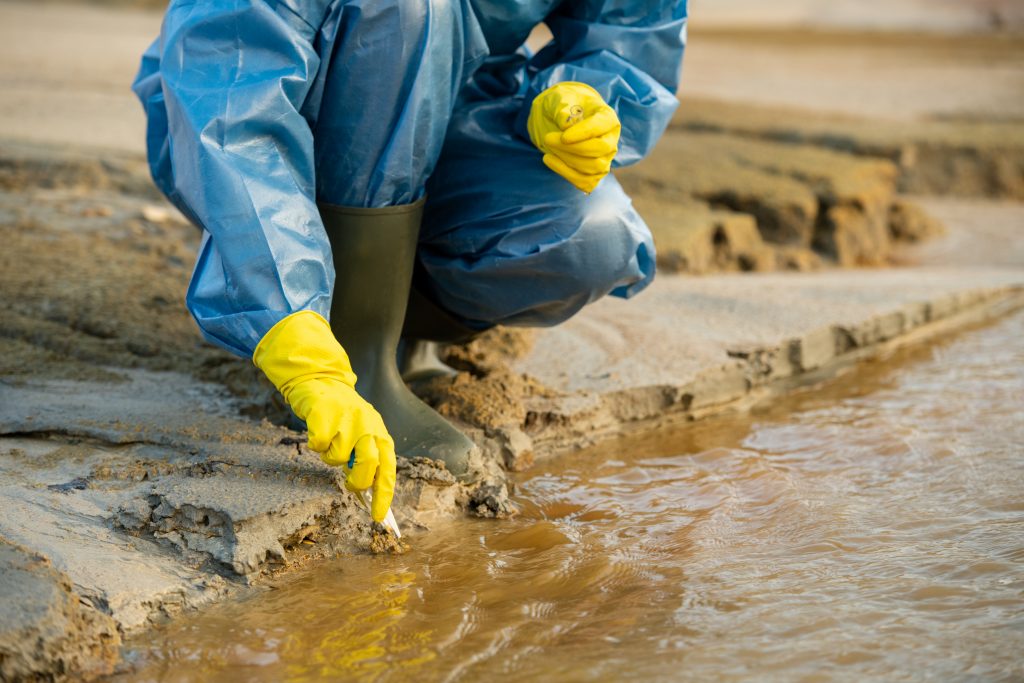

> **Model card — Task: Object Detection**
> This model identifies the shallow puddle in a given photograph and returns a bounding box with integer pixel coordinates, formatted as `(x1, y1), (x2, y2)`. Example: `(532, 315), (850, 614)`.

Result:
(118, 311), (1024, 682)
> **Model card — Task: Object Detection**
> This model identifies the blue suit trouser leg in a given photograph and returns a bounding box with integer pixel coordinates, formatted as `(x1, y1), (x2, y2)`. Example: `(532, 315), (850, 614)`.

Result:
(312, 0), (487, 209)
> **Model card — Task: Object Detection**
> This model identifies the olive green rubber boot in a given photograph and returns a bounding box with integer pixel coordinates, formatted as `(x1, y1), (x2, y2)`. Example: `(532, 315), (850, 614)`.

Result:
(400, 340), (458, 383)
(320, 199), (474, 476)
(400, 272), (486, 383)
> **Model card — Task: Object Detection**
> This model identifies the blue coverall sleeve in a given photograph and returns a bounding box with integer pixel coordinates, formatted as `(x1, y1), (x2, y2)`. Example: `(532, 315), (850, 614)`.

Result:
(518, 0), (688, 167)
(151, 0), (331, 357)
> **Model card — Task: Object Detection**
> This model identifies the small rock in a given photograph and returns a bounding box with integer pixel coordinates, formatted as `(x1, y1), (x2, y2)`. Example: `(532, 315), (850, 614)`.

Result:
(397, 456), (457, 486)
(468, 482), (518, 519)
(114, 497), (156, 532)
(140, 205), (173, 223)
(889, 199), (946, 243)
(47, 477), (90, 494)
(498, 429), (535, 472)
(368, 526), (410, 555)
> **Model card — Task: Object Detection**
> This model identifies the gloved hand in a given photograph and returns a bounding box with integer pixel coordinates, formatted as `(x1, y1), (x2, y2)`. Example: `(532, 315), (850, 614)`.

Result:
(253, 311), (397, 522)
(527, 82), (621, 194)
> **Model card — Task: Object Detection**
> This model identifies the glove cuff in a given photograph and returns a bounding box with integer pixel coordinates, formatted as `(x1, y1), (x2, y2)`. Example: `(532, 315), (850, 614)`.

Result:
(253, 311), (358, 398)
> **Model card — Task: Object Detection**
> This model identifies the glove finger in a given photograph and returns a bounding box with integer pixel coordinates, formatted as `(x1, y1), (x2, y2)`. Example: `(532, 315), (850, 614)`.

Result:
(549, 149), (612, 176)
(370, 437), (397, 523)
(346, 434), (380, 492)
(562, 107), (620, 145)
(543, 130), (618, 159)
(543, 154), (605, 194)
(540, 89), (575, 123)
(303, 403), (337, 454)
(321, 435), (354, 467)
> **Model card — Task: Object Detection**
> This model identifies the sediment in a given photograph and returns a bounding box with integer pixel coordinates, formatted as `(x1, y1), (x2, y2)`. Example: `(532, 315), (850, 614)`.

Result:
(623, 96), (1024, 276)
(0, 541), (120, 681)
(671, 97), (1024, 200)
(2, 139), (1023, 680)
(423, 271), (1024, 463)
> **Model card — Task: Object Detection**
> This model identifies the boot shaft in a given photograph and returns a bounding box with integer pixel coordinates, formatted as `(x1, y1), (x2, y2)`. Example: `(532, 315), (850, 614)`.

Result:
(319, 199), (423, 380)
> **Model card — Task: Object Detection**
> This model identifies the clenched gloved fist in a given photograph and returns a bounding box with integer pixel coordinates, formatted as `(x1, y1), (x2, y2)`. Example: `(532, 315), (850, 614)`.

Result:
(527, 81), (621, 194)
(253, 311), (397, 522)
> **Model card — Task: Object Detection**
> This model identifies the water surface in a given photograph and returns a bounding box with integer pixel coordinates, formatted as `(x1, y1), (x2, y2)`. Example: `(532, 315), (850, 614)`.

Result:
(120, 311), (1024, 682)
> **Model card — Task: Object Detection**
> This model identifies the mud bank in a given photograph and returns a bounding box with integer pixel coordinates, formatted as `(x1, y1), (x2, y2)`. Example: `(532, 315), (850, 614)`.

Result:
(624, 95), (1023, 276)
(0, 541), (120, 681)
(670, 96), (1024, 201)
(3, 243), (1023, 678)
(422, 270), (1024, 465)
(2, 142), (1024, 683)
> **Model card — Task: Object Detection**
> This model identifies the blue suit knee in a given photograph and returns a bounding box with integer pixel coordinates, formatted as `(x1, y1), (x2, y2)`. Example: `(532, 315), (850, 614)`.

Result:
(536, 186), (657, 324)
(420, 176), (656, 329)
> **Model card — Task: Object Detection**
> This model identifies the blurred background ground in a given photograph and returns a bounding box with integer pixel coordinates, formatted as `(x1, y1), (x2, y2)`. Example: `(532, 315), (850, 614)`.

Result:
(2, 0), (1022, 279)
(694, 0), (1024, 33)
(4, 0), (1023, 147)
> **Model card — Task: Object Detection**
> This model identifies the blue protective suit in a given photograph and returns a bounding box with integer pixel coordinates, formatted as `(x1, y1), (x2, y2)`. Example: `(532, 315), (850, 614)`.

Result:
(133, 0), (687, 357)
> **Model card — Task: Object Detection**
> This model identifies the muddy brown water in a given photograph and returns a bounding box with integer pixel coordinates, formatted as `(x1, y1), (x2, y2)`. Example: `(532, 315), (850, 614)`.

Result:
(118, 311), (1024, 682)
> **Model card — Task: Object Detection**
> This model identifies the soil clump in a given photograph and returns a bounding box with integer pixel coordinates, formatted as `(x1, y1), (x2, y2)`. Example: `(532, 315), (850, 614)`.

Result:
(0, 541), (121, 681)
(368, 529), (410, 555)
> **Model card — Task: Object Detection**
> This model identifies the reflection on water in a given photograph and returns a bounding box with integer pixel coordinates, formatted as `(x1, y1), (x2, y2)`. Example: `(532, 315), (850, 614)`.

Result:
(120, 312), (1024, 682)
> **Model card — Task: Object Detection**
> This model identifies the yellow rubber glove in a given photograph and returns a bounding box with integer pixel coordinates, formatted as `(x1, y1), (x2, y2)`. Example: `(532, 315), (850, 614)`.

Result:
(527, 82), (621, 194)
(253, 311), (397, 522)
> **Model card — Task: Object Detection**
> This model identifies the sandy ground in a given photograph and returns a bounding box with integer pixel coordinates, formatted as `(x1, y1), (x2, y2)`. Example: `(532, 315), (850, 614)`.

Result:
(1, 1), (1023, 679)
(683, 30), (1024, 121)
(690, 0), (1024, 32)
(896, 197), (1024, 267)
(0, 2), (157, 153)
